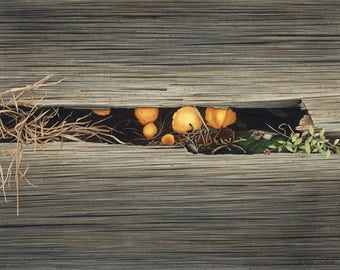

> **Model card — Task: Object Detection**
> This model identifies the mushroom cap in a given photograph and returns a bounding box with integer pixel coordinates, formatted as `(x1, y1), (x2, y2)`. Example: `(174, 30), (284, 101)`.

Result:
(143, 122), (158, 138)
(172, 106), (202, 134)
(205, 107), (236, 129)
(92, 109), (111, 116)
(134, 107), (159, 125)
(161, 133), (175, 145)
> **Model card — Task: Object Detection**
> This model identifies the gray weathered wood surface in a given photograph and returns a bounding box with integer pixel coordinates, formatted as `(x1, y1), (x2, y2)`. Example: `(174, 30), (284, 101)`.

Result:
(0, 0), (340, 133)
(1, 1), (340, 269)
(0, 142), (340, 269)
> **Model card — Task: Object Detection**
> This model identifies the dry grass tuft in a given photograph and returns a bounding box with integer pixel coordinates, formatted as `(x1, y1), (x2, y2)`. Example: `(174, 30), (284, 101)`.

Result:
(0, 75), (122, 215)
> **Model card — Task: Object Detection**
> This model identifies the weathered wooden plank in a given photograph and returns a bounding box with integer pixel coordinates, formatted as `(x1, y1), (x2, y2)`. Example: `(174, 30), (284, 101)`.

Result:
(1, 0), (340, 134)
(303, 96), (340, 134)
(1, 1), (340, 267)
(0, 142), (340, 269)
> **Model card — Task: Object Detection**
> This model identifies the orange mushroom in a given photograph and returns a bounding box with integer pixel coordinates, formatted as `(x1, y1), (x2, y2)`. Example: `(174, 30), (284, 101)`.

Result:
(205, 107), (236, 129)
(143, 122), (158, 138)
(172, 106), (202, 134)
(134, 107), (159, 126)
(161, 133), (175, 145)
(92, 109), (111, 116)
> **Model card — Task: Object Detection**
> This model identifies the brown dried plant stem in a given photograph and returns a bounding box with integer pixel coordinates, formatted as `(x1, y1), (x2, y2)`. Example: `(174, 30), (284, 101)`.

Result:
(15, 143), (24, 216)
(0, 75), (122, 215)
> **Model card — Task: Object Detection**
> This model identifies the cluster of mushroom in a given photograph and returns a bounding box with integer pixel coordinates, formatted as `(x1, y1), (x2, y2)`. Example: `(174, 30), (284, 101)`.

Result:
(133, 107), (177, 145)
(170, 105), (236, 134)
(134, 106), (237, 146)
(134, 107), (160, 139)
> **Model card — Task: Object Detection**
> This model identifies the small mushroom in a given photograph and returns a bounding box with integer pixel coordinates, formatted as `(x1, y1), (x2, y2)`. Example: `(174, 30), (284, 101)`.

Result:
(134, 107), (159, 126)
(172, 106), (202, 134)
(143, 122), (158, 138)
(205, 107), (236, 129)
(92, 109), (111, 116)
(161, 133), (175, 145)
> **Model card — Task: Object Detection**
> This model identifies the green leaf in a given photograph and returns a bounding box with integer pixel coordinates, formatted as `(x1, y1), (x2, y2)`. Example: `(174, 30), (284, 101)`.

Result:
(316, 141), (322, 148)
(302, 131), (308, 137)
(278, 146), (283, 152)
(305, 140), (311, 154)
(309, 126), (314, 136)
(307, 137), (313, 143)
(326, 149), (331, 158)
(294, 138), (303, 145)
(334, 139), (339, 145)
(320, 129), (325, 139)
(291, 133), (298, 142)
(268, 145), (277, 149)
(277, 140), (286, 144)
(312, 148), (319, 153)
(299, 145), (306, 150)
(286, 145), (295, 153)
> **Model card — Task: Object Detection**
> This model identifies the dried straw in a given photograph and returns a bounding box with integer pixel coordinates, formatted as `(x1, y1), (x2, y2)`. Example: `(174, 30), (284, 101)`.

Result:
(0, 75), (122, 215)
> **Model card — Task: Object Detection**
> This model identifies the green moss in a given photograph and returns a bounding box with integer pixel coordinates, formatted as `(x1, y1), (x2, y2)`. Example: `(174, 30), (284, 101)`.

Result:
(233, 132), (288, 154)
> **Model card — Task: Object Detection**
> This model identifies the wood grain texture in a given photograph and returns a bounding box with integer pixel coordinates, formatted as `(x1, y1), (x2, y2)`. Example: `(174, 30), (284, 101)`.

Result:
(1, 1), (340, 269)
(0, 142), (340, 269)
(0, 0), (340, 133)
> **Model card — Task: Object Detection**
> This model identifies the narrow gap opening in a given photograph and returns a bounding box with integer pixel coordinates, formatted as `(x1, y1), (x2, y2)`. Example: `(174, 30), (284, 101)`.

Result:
(1, 103), (317, 155)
